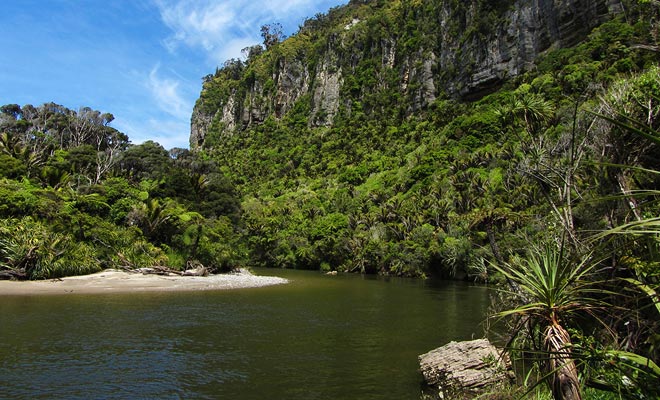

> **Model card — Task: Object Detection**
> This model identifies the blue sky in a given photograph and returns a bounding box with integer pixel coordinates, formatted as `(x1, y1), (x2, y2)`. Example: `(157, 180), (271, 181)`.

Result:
(0, 0), (347, 149)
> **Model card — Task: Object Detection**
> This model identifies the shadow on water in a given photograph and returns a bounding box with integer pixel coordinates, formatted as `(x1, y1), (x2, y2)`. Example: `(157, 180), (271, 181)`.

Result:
(0, 268), (491, 399)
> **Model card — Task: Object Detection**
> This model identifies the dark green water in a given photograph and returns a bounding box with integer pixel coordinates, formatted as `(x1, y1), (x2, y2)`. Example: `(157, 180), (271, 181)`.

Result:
(0, 269), (490, 399)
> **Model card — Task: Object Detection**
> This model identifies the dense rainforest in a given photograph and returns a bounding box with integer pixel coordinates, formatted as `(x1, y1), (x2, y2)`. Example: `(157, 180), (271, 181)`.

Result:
(0, 103), (242, 279)
(1, 0), (659, 397)
(189, 0), (660, 279)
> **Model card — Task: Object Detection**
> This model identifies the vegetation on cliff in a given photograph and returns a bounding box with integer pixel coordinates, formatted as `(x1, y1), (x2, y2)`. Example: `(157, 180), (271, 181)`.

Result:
(192, 0), (659, 280)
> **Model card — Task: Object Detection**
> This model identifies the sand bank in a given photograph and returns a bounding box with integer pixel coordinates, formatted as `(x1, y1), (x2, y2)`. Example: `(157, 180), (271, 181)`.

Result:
(0, 269), (288, 296)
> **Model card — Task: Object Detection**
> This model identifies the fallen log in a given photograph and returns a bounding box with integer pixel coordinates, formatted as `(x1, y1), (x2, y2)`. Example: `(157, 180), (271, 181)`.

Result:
(135, 266), (183, 276)
(0, 269), (27, 280)
(419, 338), (514, 399)
(183, 265), (208, 277)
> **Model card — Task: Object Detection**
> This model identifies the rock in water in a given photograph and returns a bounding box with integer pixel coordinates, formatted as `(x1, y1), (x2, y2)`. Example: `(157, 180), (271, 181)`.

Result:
(419, 339), (513, 398)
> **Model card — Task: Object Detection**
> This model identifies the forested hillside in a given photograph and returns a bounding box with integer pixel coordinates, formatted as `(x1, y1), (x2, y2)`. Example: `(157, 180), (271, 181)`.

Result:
(191, 0), (659, 279)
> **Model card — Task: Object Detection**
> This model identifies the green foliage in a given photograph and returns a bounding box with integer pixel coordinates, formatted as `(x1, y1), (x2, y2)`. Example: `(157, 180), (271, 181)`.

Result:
(0, 179), (40, 217)
(192, 217), (245, 272)
(111, 232), (169, 269)
(0, 217), (101, 279)
(0, 153), (27, 178)
(0, 0), (657, 282)
(493, 245), (596, 322)
(1, 3), (659, 394)
(0, 100), (242, 278)
(118, 141), (171, 182)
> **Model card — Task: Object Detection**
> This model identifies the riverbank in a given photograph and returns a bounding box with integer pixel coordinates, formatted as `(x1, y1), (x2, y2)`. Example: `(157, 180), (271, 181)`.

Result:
(0, 269), (288, 295)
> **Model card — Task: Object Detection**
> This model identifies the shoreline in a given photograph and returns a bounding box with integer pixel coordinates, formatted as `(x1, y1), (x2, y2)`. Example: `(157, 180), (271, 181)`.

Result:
(0, 269), (289, 296)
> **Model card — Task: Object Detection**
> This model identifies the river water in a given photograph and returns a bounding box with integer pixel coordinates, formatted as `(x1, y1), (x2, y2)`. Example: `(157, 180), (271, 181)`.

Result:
(0, 269), (491, 399)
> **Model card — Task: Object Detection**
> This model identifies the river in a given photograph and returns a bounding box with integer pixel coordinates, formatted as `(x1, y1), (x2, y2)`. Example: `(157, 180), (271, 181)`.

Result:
(0, 269), (491, 399)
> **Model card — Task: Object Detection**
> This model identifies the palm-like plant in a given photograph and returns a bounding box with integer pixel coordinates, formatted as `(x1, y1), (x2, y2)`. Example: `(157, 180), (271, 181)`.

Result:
(583, 66), (660, 396)
(493, 244), (597, 400)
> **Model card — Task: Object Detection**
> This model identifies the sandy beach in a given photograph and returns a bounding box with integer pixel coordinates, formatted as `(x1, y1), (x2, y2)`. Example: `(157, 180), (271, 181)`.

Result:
(0, 269), (288, 296)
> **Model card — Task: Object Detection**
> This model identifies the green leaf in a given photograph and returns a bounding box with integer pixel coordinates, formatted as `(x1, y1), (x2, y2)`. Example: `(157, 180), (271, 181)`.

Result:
(607, 349), (660, 378)
(623, 277), (660, 316)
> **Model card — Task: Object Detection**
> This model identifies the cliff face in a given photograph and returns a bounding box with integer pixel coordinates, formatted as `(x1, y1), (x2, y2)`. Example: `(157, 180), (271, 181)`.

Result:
(191, 0), (621, 149)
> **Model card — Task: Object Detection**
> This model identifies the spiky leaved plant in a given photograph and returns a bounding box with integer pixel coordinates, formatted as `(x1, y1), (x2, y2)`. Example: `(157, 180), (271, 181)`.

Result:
(492, 243), (597, 400)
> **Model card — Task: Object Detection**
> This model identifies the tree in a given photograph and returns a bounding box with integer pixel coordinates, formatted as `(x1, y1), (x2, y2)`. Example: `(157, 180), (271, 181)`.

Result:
(261, 23), (286, 49)
(592, 66), (660, 224)
(0, 104), (22, 119)
(118, 141), (171, 183)
(497, 89), (590, 249)
(241, 44), (264, 62)
(69, 106), (113, 147)
(93, 127), (128, 184)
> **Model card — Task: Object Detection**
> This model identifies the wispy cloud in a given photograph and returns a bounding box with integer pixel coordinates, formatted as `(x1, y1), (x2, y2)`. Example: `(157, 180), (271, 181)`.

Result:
(109, 64), (195, 149)
(155, 0), (256, 63)
(147, 64), (192, 120)
(153, 0), (345, 64)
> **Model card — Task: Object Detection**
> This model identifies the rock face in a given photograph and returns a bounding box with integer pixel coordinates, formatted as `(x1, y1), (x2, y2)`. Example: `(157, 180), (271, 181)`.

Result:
(419, 338), (513, 398)
(190, 0), (620, 149)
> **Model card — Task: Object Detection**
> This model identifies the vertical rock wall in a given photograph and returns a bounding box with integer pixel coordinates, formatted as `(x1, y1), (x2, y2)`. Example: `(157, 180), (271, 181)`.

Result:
(190, 0), (620, 149)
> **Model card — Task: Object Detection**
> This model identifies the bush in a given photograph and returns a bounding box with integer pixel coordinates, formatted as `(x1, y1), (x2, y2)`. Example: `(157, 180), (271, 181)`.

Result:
(0, 217), (101, 279)
(0, 179), (39, 217)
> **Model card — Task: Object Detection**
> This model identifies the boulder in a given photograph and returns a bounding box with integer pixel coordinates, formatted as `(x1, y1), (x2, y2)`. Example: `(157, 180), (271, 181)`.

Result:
(419, 338), (513, 399)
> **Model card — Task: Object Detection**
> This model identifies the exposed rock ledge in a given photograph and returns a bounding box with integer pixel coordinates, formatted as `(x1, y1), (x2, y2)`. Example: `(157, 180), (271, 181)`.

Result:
(0, 269), (288, 296)
(419, 338), (514, 399)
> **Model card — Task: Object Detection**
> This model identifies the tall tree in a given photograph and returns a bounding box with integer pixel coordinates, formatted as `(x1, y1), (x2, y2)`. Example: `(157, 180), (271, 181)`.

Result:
(260, 23), (285, 49)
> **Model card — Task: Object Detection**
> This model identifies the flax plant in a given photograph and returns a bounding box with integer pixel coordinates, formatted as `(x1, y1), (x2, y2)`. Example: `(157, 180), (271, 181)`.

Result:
(492, 244), (598, 400)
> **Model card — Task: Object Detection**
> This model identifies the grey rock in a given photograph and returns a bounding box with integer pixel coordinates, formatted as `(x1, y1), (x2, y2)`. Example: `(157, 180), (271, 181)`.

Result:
(419, 338), (513, 398)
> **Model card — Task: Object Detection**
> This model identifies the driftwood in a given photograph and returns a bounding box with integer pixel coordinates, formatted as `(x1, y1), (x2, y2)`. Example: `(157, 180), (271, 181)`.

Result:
(1, 259), (208, 281)
(419, 339), (513, 399)
(135, 266), (183, 276)
(182, 265), (208, 276)
(0, 269), (27, 280)
(133, 263), (208, 277)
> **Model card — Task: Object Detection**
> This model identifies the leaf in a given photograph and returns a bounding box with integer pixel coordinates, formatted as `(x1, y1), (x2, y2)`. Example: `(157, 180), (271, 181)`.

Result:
(623, 277), (660, 317)
(178, 211), (203, 223)
(589, 110), (660, 145)
(607, 350), (660, 378)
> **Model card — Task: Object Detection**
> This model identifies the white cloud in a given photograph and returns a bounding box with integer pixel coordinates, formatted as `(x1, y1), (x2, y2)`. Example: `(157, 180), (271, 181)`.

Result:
(155, 0), (256, 63)
(107, 64), (194, 150)
(147, 64), (192, 120)
(153, 0), (345, 64)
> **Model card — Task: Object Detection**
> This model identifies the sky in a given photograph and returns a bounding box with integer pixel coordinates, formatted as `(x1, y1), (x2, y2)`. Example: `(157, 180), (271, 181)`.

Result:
(0, 0), (347, 149)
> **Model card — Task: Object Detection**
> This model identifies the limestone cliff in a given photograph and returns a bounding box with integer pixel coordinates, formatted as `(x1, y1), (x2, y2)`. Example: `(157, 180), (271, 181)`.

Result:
(190, 0), (622, 149)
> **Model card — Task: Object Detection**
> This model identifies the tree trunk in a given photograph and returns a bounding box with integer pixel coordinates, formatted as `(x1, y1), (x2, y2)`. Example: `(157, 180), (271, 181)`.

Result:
(544, 322), (582, 400)
(616, 172), (642, 222)
(485, 220), (506, 266)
